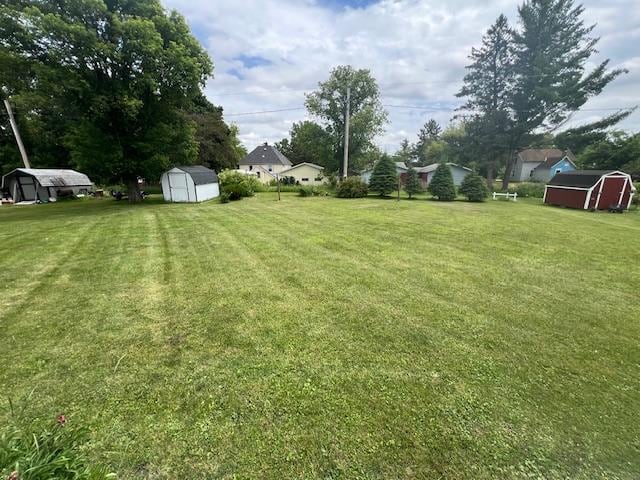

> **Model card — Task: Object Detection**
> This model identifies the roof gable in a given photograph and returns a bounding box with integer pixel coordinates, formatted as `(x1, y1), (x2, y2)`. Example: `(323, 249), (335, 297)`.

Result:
(240, 144), (292, 166)
(416, 163), (472, 174)
(280, 162), (324, 174)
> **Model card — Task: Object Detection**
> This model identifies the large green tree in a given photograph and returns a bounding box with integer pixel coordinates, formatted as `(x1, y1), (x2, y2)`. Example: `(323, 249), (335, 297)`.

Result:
(578, 132), (640, 176)
(275, 121), (334, 168)
(428, 163), (456, 201)
(0, 0), (212, 201)
(305, 65), (388, 176)
(189, 96), (247, 172)
(458, 0), (628, 190)
(414, 119), (442, 166)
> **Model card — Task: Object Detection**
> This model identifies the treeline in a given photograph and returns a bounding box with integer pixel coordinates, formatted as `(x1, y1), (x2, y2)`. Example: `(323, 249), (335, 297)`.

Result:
(277, 0), (636, 185)
(0, 0), (245, 201)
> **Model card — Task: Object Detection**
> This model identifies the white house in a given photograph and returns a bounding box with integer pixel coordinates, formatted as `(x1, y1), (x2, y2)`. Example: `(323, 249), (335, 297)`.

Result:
(361, 162), (408, 184)
(238, 143), (292, 184)
(161, 165), (219, 203)
(279, 163), (326, 185)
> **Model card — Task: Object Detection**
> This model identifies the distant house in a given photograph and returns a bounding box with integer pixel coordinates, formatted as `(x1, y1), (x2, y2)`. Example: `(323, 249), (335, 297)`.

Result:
(1, 168), (94, 203)
(238, 143), (292, 184)
(279, 163), (326, 185)
(511, 149), (577, 182)
(415, 163), (472, 187)
(361, 162), (408, 184)
(160, 165), (219, 203)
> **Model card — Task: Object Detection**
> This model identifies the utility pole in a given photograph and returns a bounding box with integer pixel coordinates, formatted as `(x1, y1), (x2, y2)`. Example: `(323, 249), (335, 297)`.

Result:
(342, 86), (350, 179)
(3, 96), (31, 168)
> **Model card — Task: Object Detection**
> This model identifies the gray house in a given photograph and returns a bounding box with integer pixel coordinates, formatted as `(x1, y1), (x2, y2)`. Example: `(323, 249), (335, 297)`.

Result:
(237, 143), (292, 183)
(511, 149), (577, 182)
(361, 162), (408, 184)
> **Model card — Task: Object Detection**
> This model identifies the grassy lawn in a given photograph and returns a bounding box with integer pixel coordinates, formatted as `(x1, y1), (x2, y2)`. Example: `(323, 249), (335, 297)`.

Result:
(1, 193), (639, 479)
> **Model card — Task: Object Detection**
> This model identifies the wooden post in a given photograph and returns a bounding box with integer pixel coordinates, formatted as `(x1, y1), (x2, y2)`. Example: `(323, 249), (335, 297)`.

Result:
(276, 173), (281, 201)
(3, 98), (30, 168)
(398, 176), (401, 201)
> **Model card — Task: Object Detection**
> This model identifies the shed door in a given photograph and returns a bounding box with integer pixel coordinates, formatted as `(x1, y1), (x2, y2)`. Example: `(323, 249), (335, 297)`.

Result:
(597, 176), (627, 210)
(168, 172), (190, 202)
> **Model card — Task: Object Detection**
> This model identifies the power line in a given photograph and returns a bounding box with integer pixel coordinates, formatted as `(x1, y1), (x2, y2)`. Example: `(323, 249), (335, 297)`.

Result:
(224, 107), (306, 117)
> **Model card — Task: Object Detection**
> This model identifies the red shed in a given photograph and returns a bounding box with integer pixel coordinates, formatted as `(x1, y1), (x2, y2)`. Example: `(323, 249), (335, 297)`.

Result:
(544, 170), (636, 210)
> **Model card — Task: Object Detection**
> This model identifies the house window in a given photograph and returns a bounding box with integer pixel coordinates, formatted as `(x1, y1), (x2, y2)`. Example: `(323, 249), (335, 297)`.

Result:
(249, 165), (253, 171)
(268, 165), (273, 172)
(256, 171), (260, 178)
(555, 168), (562, 174)
(301, 178), (309, 182)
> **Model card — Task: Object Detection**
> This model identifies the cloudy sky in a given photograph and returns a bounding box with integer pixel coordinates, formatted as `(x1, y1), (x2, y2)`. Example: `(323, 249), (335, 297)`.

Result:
(161, 0), (640, 153)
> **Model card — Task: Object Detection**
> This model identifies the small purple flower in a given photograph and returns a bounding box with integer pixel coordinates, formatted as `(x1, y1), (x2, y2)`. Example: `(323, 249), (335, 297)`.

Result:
(56, 414), (67, 426)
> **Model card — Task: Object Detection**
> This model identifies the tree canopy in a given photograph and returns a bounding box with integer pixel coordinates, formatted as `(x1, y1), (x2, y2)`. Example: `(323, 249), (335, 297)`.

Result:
(368, 153), (397, 196)
(457, 0), (628, 189)
(0, 0), (232, 201)
(305, 65), (388, 176)
(276, 121), (334, 168)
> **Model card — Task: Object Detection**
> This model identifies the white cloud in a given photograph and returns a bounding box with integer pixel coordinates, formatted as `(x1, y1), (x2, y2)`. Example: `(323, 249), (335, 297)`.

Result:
(163, 0), (640, 153)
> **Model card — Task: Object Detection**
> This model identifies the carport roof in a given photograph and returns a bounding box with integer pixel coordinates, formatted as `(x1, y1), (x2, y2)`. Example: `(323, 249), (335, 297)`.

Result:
(2, 168), (93, 188)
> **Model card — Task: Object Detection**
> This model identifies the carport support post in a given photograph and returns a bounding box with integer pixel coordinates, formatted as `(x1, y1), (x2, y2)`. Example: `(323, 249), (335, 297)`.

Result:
(3, 98), (31, 168)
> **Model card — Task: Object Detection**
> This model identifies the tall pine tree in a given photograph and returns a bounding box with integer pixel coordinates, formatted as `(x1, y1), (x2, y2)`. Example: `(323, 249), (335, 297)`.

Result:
(404, 165), (423, 199)
(428, 163), (456, 201)
(368, 154), (397, 196)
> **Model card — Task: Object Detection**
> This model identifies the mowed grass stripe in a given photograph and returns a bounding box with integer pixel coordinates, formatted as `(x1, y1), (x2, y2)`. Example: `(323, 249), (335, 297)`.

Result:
(0, 194), (638, 478)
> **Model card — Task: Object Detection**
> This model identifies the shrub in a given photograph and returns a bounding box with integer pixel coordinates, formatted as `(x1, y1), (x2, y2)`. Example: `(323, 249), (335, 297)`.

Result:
(459, 172), (490, 202)
(298, 186), (314, 197)
(404, 166), (423, 199)
(0, 411), (113, 479)
(219, 192), (231, 203)
(336, 177), (368, 198)
(508, 182), (545, 198)
(218, 171), (260, 201)
(369, 154), (398, 196)
(428, 163), (456, 201)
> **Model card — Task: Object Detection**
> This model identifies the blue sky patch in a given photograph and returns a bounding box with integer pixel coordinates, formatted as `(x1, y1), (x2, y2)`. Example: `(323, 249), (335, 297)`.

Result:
(234, 54), (273, 69)
(316, 0), (379, 10)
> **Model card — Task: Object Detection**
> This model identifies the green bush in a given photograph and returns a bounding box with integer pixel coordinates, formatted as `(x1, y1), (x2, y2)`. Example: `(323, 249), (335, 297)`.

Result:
(507, 182), (545, 198)
(336, 177), (368, 198)
(0, 410), (113, 479)
(219, 192), (231, 203)
(298, 186), (314, 197)
(404, 166), (423, 199)
(459, 172), (490, 202)
(218, 171), (260, 201)
(428, 163), (456, 201)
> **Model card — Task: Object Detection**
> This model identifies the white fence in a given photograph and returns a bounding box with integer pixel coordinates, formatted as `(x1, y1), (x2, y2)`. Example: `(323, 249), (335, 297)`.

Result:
(492, 192), (518, 201)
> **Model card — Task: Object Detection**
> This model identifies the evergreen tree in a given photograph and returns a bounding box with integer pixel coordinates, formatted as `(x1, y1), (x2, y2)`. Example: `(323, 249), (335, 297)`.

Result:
(414, 119), (442, 166)
(368, 153), (397, 196)
(427, 163), (456, 201)
(404, 165), (423, 199)
(459, 172), (490, 202)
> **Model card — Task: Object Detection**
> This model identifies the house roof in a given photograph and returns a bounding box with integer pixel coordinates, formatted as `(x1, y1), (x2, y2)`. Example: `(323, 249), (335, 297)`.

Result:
(395, 162), (408, 170)
(532, 153), (578, 171)
(415, 163), (473, 174)
(280, 162), (324, 174)
(240, 144), (292, 166)
(548, 170), (621, 188)
(518, 148), (576, 165)
(175, 165), (218, 185)
(2, 168), (93, 188)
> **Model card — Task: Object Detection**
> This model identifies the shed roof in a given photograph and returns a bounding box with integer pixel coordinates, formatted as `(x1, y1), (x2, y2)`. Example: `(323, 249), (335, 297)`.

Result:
(174, 165), (218, 185)
(240, 144), (292, 166)
(2, 168), (93, 188)
(548, 170), (620, 188)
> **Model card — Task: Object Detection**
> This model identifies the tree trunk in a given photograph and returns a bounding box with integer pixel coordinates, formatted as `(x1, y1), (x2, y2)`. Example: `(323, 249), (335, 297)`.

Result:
(486, 167), (495, 191)
(501, 154), (514, 191)
(127, 177), (143, 203)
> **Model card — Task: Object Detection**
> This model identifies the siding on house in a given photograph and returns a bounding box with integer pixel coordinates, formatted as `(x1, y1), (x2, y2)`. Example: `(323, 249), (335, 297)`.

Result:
(280, 163), (326, 185)
(531, 158), (576, 182)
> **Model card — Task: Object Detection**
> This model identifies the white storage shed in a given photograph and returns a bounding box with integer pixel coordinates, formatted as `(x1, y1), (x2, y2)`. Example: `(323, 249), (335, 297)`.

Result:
(161, 166), (220, 203)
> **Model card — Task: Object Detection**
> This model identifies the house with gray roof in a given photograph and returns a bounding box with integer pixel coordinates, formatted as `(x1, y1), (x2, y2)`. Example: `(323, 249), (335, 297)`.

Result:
(238, 143), (292, 183)
(511, 148), (577, 182)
